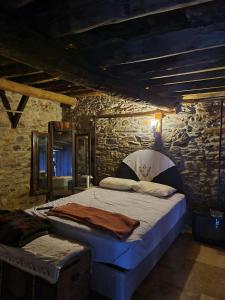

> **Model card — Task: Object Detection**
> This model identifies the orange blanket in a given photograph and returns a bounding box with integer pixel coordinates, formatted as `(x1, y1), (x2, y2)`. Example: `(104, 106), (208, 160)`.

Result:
(47, 203), (140, 240)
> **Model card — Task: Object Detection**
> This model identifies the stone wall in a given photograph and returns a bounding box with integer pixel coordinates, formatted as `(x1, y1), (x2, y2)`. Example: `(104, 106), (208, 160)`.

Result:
(0, 92), (62, 210)
(63, 95), (225, 211)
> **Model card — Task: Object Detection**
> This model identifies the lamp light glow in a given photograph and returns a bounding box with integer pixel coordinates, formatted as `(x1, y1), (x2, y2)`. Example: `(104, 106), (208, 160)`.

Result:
(151, 119), (158, 129)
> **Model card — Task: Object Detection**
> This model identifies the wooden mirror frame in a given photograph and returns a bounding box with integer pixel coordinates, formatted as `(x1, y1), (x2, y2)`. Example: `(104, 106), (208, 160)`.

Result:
(74, 132), (91, 187)
(31, 131), (49, 196)
(48, 121), (75, 200)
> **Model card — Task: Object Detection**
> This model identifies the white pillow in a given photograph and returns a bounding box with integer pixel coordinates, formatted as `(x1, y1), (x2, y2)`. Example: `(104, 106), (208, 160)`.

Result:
(99, 177), (138, 191)
(131, 181), (176, 197)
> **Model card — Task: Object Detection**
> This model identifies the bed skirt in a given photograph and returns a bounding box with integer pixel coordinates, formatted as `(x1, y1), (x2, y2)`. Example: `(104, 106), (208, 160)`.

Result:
(91, 215), (185, 300)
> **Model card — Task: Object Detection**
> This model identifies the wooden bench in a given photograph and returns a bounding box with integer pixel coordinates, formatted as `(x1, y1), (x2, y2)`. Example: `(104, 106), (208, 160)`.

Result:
(0, 234), (90, 300)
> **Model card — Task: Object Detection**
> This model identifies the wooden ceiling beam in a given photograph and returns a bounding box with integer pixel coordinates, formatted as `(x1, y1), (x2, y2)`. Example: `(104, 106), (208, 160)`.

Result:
(147, 67), (225, 85)
(0, 12), (100, 89)
(168, 78), (225, 91)
(99, 21), (225, 66)
(31, 80), (73, 91)
(47, 0), (214, 37)
(0, 78), (77, 105)
(0, 56), (15, 67)
(0, 63), (42, 78)
(13, 73), (60, 85)
(145, 53), (225, 79)
(150, 78), (225, 94)
(183, 91), (225, 100)
(31, 81), (92, 95)
(107, 47), (225, 78)
(58, 0), (223, 55)
(95, 109), (175, 119)
(0, 13), (169, 106)
(178, 86), (225, 95)
(0, 0), (35, 10)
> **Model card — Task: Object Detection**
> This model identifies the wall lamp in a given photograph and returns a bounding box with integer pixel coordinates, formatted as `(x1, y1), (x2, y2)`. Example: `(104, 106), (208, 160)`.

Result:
(150, 113), (162, 135)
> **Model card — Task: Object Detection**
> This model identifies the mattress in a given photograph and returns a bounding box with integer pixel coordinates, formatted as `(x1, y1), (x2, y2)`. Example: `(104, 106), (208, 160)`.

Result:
(32, 187), (186, 270)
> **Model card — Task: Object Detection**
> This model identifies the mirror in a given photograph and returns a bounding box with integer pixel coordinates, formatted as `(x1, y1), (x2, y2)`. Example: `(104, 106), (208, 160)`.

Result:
(31, 131), (48, 195)
(75, 133), (91, 187)
(31, 123), (96, 199)
(49, 122), (74, 198)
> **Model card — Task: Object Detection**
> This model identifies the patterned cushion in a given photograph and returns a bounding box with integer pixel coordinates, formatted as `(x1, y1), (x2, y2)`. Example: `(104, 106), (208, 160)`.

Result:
(0, 210), (51, 247)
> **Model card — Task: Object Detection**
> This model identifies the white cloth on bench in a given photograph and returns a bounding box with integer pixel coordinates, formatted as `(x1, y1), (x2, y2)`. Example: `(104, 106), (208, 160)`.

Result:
(0, 234), (88, 284)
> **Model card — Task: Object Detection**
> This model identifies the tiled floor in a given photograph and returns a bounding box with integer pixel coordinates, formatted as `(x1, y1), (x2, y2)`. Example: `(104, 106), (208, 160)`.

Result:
(92, 233), (225, 300)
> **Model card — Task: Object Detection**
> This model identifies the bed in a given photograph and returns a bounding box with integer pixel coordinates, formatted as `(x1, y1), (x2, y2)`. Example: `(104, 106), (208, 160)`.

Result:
(32, 150), (186, 300)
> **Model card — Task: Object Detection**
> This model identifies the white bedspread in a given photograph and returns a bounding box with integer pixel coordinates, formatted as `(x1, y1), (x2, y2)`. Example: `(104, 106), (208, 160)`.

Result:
(33, 187), (186, 269)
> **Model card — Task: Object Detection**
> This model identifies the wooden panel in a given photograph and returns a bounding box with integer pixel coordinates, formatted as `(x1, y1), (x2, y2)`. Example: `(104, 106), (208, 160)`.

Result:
(99, 21), (225, 66)
(178, 86), (225, 95)
(1, 252), (90, 300)
(46, 0), (214, 37)
(150, 78), (225, 94)
(0, 63), (42, 78)
(13, 73), (59, 85)
(183, 90), (225, 100)
(108, 46), (225, 78)
(32, 80), (74, 91)
(148, 68), (225, 85)
(147, 60), (225, 81)
(0, 0), (35, 10)
(170, 78), (225, 92)
(0, 55), (14, 67)
(1, 263), (33, 300)
(0, 13), (102, 91)
(0, 13), (167, 105)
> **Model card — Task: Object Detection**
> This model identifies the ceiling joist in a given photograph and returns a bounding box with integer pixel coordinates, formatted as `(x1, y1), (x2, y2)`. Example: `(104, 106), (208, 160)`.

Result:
(13, 73), (60, 85)
(0, 0), (224, 105)
(108, 46), (225, 78)
(0, 12), (174, 106)
(47, 0), (214, 37)
(179, 86), (225, 95)
(148, 61), (225, 80)
(0, 0), (35, 10)
(147, 67), (225, 85)
(0, 63), (42, 78)
(97, 21), (225, 66)
(150, 77), (225, 94)
(183, 90), (225, 100)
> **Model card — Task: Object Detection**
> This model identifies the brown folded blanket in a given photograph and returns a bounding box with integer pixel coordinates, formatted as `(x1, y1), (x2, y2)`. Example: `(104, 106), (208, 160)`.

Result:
(47, 203), (140, 240)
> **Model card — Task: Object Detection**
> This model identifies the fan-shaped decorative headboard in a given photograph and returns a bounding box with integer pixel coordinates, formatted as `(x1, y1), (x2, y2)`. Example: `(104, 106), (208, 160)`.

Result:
(116, 150), (183, 193)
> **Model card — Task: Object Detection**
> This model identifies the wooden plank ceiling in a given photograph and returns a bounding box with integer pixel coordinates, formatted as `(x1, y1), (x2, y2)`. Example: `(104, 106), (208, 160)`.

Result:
(0, 0), (224, 107)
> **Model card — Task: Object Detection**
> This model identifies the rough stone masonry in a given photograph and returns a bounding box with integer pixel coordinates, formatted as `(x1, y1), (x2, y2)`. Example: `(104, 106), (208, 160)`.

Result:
(0, 91), (224, 211)
(0, 91), (62, 210)
(63, 95), (225, 211)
